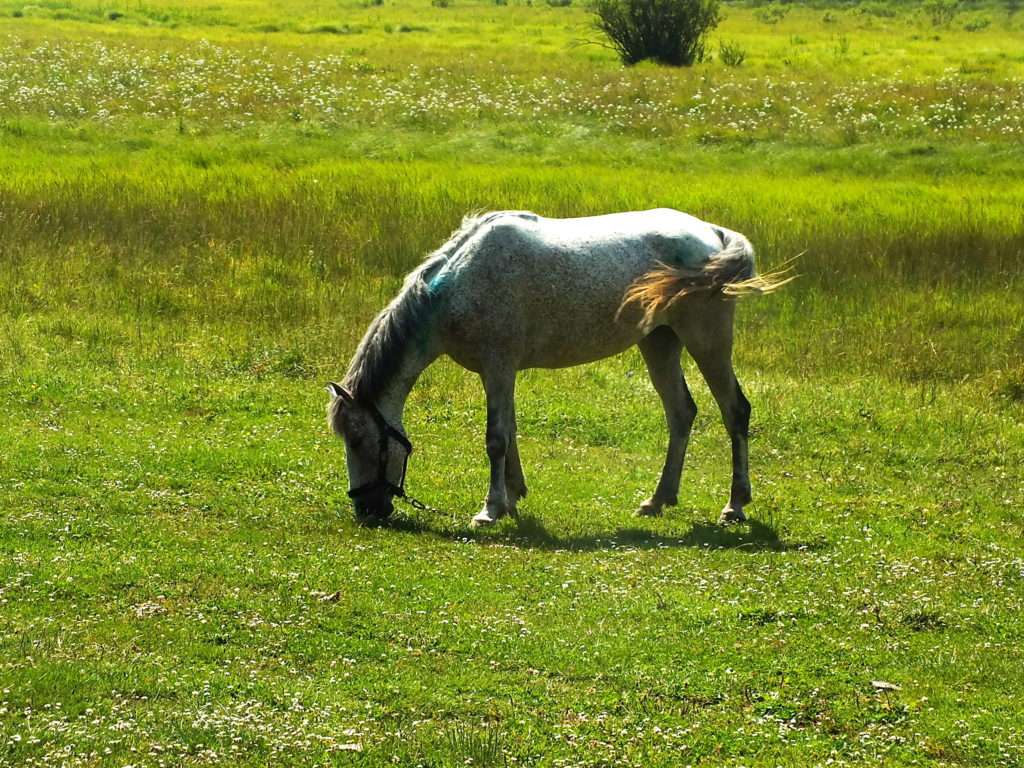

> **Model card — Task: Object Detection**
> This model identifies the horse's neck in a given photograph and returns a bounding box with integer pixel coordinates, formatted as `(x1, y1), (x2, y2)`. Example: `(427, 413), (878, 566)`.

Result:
(372, 340), (438, 428)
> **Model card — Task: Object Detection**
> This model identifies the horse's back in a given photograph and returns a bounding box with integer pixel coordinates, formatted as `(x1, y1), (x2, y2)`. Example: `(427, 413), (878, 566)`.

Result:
(436, 208), (729, 370)
(474, 208), (726, 272)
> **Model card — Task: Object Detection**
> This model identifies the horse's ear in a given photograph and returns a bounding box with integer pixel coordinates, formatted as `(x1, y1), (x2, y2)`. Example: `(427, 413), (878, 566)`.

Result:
(326, 382), (354, 402)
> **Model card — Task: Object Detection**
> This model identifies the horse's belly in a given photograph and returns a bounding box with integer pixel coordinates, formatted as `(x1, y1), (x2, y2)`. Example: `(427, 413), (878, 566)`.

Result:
(519, 319), (641, 369)
(441, 300), (642, 372)
(442, 316), (640, 372)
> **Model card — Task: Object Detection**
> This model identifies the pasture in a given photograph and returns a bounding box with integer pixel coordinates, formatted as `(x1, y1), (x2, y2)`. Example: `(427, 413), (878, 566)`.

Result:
(1, 0), (1023, 765)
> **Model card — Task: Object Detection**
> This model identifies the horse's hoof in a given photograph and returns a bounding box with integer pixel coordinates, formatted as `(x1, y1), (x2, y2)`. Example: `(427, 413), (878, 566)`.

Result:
(718, 505), (747, 525)
(637, 499), (663, 517)
(470, 512), (498, 528)
(471, 504), (505, 527)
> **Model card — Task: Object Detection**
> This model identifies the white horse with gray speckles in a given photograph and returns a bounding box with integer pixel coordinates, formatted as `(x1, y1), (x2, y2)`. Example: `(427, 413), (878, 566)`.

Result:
(327, 208), (789, 527)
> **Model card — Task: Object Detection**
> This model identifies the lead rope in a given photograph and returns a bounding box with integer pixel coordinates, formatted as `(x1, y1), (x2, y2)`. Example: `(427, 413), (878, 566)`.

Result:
(398, 492), (448, 517)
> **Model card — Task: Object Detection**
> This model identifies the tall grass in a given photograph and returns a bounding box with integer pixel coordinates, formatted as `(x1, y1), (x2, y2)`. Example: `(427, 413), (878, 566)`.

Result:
(1, 158), (1020, 391)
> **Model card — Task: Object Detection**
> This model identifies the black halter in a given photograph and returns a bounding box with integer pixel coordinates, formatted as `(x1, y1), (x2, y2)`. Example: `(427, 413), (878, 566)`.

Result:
(346, 400), (413, 501)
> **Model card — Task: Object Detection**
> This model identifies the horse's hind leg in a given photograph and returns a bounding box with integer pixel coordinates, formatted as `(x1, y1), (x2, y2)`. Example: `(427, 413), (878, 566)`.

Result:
(680, 301), (751, 524)
(637, 326), (698, 517)
(472, 367), (517, 527)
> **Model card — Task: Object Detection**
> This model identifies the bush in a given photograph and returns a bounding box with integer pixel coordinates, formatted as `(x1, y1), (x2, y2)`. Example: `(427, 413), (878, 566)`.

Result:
(718, 39), (745, 67)
(591, 0), (719, 67)
(547, 0), (572, 6)
(924, 0), (959, 26)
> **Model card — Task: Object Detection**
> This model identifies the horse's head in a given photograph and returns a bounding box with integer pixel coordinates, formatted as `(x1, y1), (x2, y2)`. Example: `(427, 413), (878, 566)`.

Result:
(326, 382), (411, 521)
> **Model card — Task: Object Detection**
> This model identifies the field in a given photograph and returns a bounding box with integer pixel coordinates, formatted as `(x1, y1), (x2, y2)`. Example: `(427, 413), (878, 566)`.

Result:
(2, 0), (1024, 765)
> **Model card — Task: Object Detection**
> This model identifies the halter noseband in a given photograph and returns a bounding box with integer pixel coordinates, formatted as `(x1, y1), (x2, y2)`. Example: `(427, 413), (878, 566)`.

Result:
(346, 400), (413, 501)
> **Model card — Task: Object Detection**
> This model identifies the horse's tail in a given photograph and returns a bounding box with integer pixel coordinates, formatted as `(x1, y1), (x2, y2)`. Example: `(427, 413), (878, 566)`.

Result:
(617, 230), (794, 330)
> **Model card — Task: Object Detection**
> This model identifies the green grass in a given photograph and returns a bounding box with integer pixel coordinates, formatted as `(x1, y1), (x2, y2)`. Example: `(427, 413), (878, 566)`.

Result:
(1, 1), (1024, 766)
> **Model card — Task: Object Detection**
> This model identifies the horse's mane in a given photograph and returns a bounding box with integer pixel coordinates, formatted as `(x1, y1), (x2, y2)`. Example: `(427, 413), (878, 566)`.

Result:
(342, 212), (500, 402)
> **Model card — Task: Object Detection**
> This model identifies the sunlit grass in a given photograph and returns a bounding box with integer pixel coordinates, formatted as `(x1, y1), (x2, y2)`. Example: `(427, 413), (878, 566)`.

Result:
(1, 1), (1023, 766)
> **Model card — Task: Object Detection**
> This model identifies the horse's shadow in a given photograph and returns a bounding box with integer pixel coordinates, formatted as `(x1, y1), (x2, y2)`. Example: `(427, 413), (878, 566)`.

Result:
(385, 510), (822, 553)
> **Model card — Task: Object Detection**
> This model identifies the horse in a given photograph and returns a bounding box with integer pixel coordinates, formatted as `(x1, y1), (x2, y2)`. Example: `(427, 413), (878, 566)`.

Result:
(327, 208), (789, 527)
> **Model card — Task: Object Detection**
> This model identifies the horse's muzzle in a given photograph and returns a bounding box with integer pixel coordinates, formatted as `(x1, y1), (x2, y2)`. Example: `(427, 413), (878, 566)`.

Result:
(353, 496), (394, 523)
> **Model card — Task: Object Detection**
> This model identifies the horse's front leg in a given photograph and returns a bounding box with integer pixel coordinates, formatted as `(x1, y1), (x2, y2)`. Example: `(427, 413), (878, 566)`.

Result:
(505, 429), (527, 514)
(472, 369), (517, 527)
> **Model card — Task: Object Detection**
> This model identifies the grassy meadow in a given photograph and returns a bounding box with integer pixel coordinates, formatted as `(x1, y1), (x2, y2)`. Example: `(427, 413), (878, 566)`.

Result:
(2, 0), (1024, 765)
